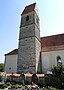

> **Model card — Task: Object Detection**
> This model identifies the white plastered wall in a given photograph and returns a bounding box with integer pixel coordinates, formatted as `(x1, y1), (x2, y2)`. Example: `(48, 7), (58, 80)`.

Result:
(5, 54), (17, 74)
(41, 50), (64, 73)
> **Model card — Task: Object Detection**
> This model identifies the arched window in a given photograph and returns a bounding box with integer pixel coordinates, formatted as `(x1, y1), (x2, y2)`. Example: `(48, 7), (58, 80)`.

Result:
(57, 56), (62, 65)
(26, 15), (29, 21)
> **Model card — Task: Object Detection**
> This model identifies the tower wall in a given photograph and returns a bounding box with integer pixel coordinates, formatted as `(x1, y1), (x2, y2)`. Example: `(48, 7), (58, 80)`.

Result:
(17, 3), (41, 74)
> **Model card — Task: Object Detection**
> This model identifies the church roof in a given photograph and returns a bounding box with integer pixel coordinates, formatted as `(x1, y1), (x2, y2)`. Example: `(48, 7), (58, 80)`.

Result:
(41, 33), (64, 47)
(5, 49), (18, 56)
(5, 33), (64, 55)
(21, 3), (36, 15)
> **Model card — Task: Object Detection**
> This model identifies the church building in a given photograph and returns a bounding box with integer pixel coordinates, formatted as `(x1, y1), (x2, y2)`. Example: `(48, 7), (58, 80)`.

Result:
(4, 3), (64, 74)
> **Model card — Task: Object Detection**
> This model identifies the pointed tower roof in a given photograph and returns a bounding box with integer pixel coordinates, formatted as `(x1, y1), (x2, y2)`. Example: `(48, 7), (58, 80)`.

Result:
(21, 3), (36, 15)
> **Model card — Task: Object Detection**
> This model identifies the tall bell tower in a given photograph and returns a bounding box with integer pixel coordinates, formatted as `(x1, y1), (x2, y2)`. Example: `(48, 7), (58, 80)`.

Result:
(17, 3), (41, 74)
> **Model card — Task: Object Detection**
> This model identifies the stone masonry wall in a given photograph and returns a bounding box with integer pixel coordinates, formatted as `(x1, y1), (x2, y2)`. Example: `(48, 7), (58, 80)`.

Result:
(17, 4), (41, 74)
(18, 37), (36, 73)
(20, 11), (35, 27)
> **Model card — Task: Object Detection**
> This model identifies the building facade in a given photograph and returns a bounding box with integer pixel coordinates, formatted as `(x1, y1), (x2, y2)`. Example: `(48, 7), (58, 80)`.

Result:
(4, 49), (18, 74)
(4, 3), (64, 74)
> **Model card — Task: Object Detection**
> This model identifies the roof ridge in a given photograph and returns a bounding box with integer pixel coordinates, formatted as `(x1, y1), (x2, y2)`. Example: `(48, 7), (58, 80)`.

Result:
(41, 33), (64, 38)
(5, 49), (18, 56)
(21, 3), (36, 15)
(26, 3), (36, 7)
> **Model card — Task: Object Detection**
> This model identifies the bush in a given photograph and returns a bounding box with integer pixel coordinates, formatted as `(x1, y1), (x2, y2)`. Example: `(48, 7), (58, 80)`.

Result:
(6, 76), (10, 82)
(18, 84), (23, 88)
(0, 75), (2, 82)
(40, 87), (59, 90)
(44, 75), (56, 87)
(38, 78), (44, 88)
(19, 80), (25, 86)
(5, 82), (11, 86)
(11, 84), (23, 89)
(0, 83), (8, 89)
(25, 79), (31, 85)
(31, 74), (38, 84)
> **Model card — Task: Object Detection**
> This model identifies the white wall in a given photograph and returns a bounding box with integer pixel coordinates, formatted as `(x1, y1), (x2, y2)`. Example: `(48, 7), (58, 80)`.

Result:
(5, 54), (18, 74)
(41, 50), (64, 73)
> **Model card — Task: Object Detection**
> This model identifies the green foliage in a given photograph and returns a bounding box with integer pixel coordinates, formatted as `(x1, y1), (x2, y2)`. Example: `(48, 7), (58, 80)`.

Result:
(31, 74), (38, 84)
(5, 82), (11, 86)
(0, 63), (4, 72)
(0, 75), (2, 82)
(20, 80), (25, 86)
(11, 84), (17, 89)
(0, 83), (8, 89)
(45, 75), (55, 87)
(11, 84), (23, 89)
(40, 87), (59, 90)
(6, 76), (10, 82)
(25, 79), (31, 85)
(38, 78), (44, 87)
(51, 64), (64, 88)
(51, 64), (64, 76)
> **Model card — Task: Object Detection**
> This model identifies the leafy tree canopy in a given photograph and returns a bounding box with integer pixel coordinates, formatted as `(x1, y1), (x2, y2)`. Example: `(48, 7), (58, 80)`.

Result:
(0, 63), (4, 72)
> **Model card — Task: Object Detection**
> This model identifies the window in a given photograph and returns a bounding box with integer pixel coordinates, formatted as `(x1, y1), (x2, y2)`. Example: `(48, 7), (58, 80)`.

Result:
(9, 67), (11, 70)
(26, 16), (29, 21)
(57, 56), (62, 65)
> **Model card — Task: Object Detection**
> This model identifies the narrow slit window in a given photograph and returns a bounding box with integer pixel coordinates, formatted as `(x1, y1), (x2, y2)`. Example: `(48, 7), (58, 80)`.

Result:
(26, 16), (29, 21)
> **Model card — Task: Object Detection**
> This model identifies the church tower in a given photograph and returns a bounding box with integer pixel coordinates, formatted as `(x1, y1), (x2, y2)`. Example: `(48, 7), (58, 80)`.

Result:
(17, 3), (41, 74)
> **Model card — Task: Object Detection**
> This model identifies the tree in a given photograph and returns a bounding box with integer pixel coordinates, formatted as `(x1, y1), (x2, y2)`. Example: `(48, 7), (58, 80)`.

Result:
(0, 63), (4, 72)
(51, 64), (64, 88)
(52, 64), (63, 76)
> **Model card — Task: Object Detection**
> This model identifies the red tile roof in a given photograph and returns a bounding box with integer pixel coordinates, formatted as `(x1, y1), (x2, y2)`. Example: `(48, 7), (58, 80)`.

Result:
(21, 3), (36, 15)
(5, 49), (18, 56)
(5, 34), (64, 55)
(41, 33), (64, 48)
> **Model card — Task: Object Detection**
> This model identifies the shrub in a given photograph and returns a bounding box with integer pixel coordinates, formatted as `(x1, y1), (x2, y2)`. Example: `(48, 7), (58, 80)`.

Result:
(0, 83), (8, 89)
(18, 84), (23, 88)
(31, 74), (38, 84)
(0, 75), (2, 82)
(11, 84), (23, 89)
(5, 82), (11, 86)
(6, 76), (10, 82)
(25, 79), (31, 85)
(44, 74), (56, 87)
(20, 80), (25, 86)
(38, 78), (44, 88)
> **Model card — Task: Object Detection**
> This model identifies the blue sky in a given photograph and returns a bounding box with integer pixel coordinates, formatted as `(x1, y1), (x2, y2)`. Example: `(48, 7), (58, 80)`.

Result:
(0, 0), (64, 63)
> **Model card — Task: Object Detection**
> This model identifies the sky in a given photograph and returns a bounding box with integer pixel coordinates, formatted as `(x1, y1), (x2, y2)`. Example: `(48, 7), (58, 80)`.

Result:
(0, 0), (64, 63)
